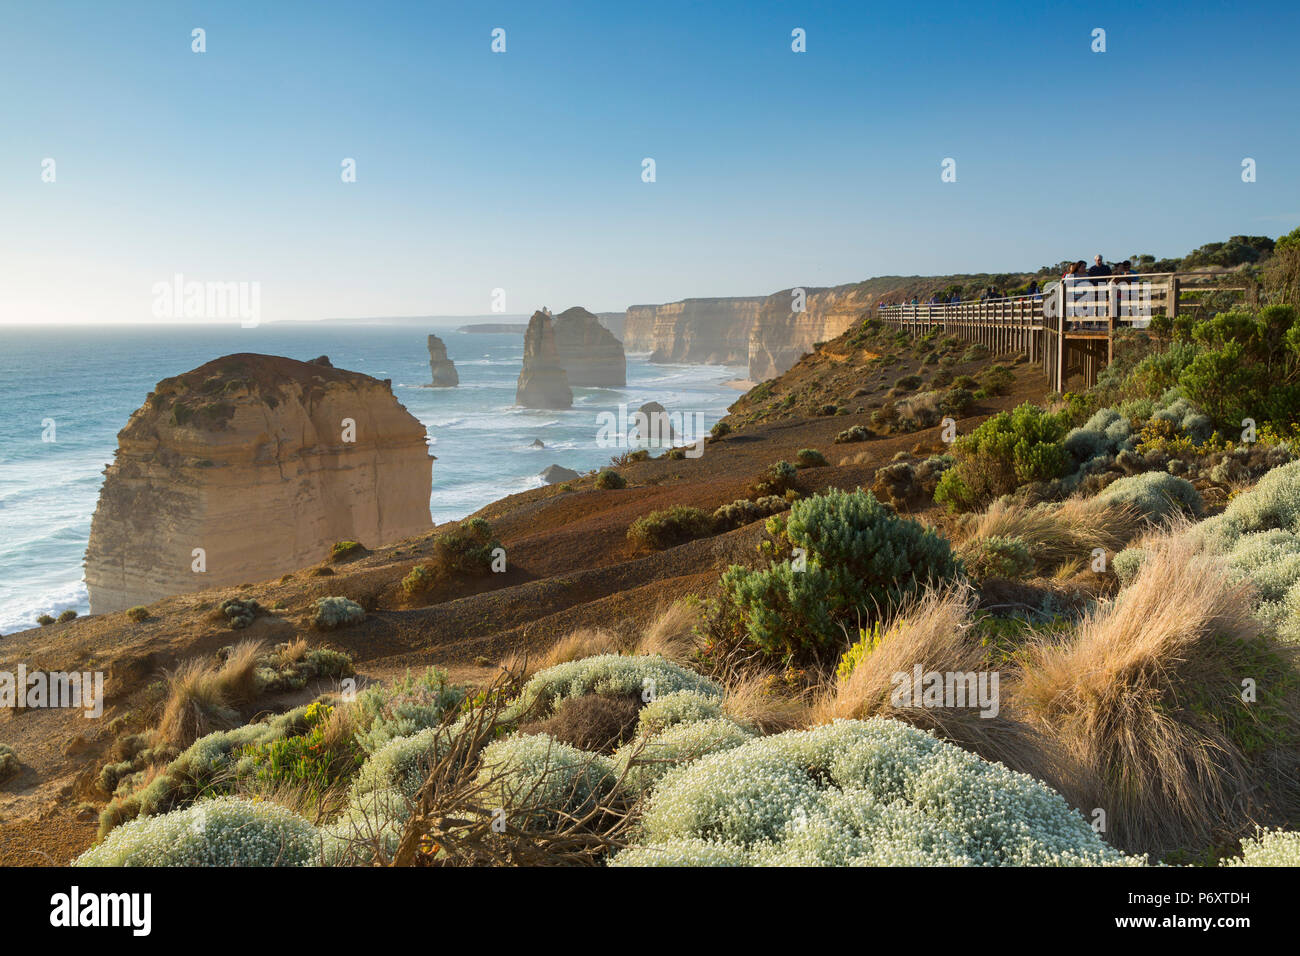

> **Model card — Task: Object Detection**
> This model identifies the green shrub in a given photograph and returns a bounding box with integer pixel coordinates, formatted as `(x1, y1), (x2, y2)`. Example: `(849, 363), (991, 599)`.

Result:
(401, 563), (437, 596)
(218, 597), (261, 629)
(978, 364), (1015, 396)
(612, 719), (1141, 867)
(126, 606), (150, 623)
(834, 425), (874, 444)
(240, 701), (363, 801)
(750, 460), (798, 497)
(719, 489), (960, 659)
(934, 404), (1070, 512)
(895, 374), (922, 391)
(330, 540), (365, 562)
(57, 609), (77, 623)
(0, 744), (18, 785)
(77, 797), (318, 867)
(595, 469), (627, 490)
(628, 506), (716, 550)
(795, 448), (829, 469)
(355, 667), (466, 754)
(1095, 472), (1204, 522)
(311, 596), (365, 630)
(964, 535), (1035, 580)
(710, 422), (731, 438)
(36, 614), (54, 627)
(712, 495), (789, 531)
(836, 621), (884, 681)
(941, 387), (975, 415)
(435, 518), (500, 572)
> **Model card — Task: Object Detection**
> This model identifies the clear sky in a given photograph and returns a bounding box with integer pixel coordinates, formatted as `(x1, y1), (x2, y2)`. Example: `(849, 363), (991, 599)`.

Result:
(2, 0), (1297, 324)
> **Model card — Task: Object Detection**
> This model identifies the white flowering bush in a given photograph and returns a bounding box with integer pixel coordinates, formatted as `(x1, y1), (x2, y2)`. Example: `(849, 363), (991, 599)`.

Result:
(1193, 461), (1300, 641)
(513, 655), (722, 722)
(1064, 408), (1136, 466)
(76, 797), (318, 867)
(613, 717), (755, 794)
(635, 690), (724, 736)
(355, 667), (465, 754)
(352, 725), (443, 800)
(612, 719), (1144, 867)
(312, 596), (365, 630)
(1222, 828), (1300, 866)
(1112, 546), (1147, 585)
(475, 733), (617, 827)
(1097, 471), (1203, 521)
(319, 787), (408, 865)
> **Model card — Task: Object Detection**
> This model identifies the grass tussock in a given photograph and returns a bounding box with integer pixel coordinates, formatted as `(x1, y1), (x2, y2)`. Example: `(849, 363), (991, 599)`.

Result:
(155, 639), (263, 749)
(954, 495), (1143, 574)
(722, 674), (808, 734)
(1015, 531), (1300, 857)
(634, 600), (703, 662)
(809, 587), (1052, 776)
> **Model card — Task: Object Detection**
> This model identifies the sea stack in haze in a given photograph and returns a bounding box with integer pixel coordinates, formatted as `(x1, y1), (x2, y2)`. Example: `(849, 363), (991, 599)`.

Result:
(515, 310), (573, 409)
(427, 334), (459, 387)
(552, 306), (626, 386)
(83, 353), (433, 613)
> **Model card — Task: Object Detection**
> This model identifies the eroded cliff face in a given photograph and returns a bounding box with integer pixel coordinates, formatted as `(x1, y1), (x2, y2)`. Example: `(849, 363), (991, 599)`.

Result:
(553, 306), (626, 387)
(84, 353), (433, 613)
(515, 311), (574, 408)
(427, 334), (459, 386)
(747, 286), (871, 382)
(624, 280), (953, 381)
(624, 298), (764, 363)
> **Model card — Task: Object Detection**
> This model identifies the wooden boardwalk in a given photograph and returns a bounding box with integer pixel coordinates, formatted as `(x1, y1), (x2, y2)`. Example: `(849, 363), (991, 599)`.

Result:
(878, 272), (1241, 393)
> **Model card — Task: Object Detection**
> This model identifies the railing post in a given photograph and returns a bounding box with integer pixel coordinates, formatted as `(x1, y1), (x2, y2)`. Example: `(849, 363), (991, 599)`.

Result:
(1168, 275), (1180, 320)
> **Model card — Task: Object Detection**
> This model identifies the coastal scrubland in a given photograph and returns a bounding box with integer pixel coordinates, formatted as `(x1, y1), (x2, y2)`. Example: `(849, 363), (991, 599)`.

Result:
(3, 232), (1300, 866)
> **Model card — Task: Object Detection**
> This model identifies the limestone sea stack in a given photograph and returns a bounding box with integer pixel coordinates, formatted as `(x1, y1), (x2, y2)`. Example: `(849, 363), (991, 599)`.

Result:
(515, 311), (573, 409)
(427, 334), (459, 387)
(552, 306), (626, 386)
(84, 353), (433, 614)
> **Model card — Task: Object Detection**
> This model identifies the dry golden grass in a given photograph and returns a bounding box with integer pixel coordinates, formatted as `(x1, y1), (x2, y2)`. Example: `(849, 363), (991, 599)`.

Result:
(808, 587), (1054, 776)
(955, 495), (1142, 574)
(526, 628), (624, 676)
(1014, 531), (1286, 856)
(722, 674), (809, 734)
(155, 638), (263, 748)
(633, 600), (703, 662)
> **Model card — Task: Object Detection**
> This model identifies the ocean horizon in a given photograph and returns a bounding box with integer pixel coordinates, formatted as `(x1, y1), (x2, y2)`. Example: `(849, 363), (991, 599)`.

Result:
(0, 321), (743, 634)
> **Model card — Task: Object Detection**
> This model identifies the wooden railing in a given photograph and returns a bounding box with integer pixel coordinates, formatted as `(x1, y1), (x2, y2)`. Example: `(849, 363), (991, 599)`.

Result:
(877, 272), (1248, 392)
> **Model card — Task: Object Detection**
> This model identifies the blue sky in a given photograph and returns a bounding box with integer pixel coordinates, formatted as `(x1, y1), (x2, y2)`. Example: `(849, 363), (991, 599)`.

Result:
(2, 0), (1297, 323)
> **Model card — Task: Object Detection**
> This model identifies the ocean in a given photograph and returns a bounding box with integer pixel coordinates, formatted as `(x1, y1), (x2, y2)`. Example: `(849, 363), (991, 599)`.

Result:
(0, 321), (744, 635)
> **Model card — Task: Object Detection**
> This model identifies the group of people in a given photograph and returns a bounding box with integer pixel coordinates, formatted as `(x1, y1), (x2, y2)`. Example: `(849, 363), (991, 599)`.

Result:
(1063, 255), (1139, 283)
(877, 255), (1142, 311)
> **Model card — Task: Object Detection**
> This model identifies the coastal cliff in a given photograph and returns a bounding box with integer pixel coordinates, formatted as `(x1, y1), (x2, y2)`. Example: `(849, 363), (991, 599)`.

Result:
(515, 311), (574, 408)
(747, 286), (870, 382)
(83, 353), (433, 613)
(553, 306), (626, 387)
(624, 275), (1021, 381)
(624, 297), (763, 364)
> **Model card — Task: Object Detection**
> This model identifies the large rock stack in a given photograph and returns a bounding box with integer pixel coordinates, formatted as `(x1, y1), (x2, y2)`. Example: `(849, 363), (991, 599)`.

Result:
(427, 334), (459, 387)
(552, 306), (626, 387)
(515, 311), (574, 409)
(83, 353), (433, 613)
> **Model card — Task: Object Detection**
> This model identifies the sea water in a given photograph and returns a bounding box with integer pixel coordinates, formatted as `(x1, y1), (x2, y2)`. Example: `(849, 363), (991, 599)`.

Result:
(0, 321), (743, 634)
